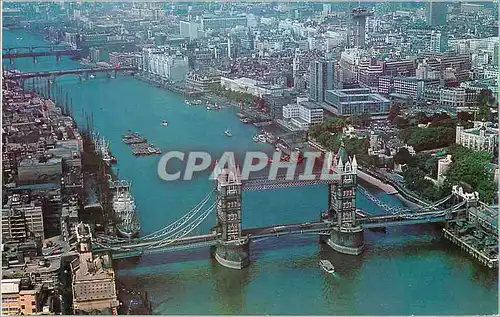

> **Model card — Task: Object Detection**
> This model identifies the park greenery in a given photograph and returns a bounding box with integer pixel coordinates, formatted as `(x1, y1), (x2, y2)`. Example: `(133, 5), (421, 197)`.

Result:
(311, 112), (496, 203)
(396, 145), (497, 203)
(308, 117), (374, 165)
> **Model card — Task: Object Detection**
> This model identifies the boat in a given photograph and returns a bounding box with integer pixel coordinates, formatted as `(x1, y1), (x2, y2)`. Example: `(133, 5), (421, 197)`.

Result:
(148, 146), (156, 153)
(252, 135), (259, 142)
(215, 104), (221, 110)
(319, 259), (335, 274)
(206, 106), (212, 110)
(224, 129), (232, 137)
(161, 120), (168, 126)
(110, 156), (117, 164)
(258, 135), (266, 143)
(89, 74), (95, 79)
(112, 180), (140, 239)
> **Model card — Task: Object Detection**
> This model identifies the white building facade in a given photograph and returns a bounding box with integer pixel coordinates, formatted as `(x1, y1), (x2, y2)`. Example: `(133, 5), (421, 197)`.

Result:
(283, 101), (323, 130)
(142, 48), (189, 82)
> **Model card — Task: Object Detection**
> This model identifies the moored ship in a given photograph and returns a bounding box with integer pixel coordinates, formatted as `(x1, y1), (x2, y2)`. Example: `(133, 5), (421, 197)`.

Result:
(111, 180), (140, 239)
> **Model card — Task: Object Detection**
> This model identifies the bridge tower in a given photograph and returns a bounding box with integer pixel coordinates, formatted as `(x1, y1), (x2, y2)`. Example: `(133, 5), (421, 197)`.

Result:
(324, 144), (364, 255)
(212, 166), (250, 269)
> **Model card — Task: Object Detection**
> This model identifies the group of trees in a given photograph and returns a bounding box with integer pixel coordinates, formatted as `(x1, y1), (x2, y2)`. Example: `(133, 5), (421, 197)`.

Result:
(397, 125), (455, 151)
(395, 111), (456, 151)
(397, 145), (497, 203)
(398, 151), (444, 201)
(308, 117), (374, 165)
(441, 145), (497, 203)
(476, 89), (496, 122)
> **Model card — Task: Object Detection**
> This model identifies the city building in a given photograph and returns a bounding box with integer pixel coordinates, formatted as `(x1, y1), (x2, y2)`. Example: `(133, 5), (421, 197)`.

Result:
(200, 16), (247, 32)
(437, 155), (452, 185)
(2, 195), (44, 242)
(142, 49), (189, 83)
(17, 157), (62, 185)
(425, 1), (448, 26)
(71, 223), (119, 314)
(1, 279), (45, 315)
(220, 77), (284, 98)
(430, 31), (448, 53)
(283, 101), (324, 130)
(180, 21), (200, 40)
(456, 122), (499, 153)
(324, 88), (391, 116)
(309, 60), (334, 102)
(108, 52), (141, 67)
(392, 77), (440, 100)
(351, 8), (373, 48)
(185, 72), (220, 93)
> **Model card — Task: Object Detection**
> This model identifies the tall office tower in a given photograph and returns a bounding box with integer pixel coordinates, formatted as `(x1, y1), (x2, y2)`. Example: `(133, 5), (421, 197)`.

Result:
(430, 31), (449, 53)
(426, 1), (448, 26)
(310, 60), (334, 103)
(494, 43), (499, 67)
(323, 4), (332, 16)
(351, 8), (374, 48)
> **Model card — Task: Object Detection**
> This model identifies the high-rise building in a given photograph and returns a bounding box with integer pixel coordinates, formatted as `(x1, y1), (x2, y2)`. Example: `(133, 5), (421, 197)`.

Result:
(430, 31), (449, 53)
(180, 21), (200, 40)
(425, 1), (448, 26)
(309, 60), (334, 102)
(351, 8), (374, 48)
(494, 43), (499, 67)
(200, 16), (247, 32)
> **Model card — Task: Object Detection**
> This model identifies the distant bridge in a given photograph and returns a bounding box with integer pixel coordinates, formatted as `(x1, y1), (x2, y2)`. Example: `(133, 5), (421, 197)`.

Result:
(3, 49), (82, 63)
(4, 66), (138, 81)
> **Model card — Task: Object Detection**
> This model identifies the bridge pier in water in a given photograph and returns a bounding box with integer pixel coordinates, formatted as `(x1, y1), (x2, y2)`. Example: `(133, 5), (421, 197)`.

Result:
(323, 146), (365, 255)
(212, 166), (250, 269)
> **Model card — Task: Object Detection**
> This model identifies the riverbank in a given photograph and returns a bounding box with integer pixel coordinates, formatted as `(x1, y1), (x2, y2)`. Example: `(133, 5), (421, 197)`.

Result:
(357, 169), (398, 195)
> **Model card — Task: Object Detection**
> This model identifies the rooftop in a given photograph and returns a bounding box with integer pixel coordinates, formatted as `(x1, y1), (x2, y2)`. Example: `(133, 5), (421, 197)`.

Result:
(299, 101), (323, 110)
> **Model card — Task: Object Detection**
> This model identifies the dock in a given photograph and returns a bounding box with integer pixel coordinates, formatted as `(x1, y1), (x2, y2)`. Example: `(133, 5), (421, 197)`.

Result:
(443, 227), (498, 269)
(130, 143), (162, 156)
(122, 132), (147, 145)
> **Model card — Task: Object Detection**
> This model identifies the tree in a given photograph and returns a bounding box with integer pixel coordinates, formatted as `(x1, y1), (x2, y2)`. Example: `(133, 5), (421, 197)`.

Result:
(457, 111), (474, 122)
(476, 89), (495, 122)
(443, 146), (496, 203)
(388, 104), (402, 122)
(393, 116), (409, 129)
(394, 147), (411, 165)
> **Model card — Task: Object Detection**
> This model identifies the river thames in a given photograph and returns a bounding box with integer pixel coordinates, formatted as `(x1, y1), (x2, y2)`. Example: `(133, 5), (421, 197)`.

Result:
(3, 29), (498, 315)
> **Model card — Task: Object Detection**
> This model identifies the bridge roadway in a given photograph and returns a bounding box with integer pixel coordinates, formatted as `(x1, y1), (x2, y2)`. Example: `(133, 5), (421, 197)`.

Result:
(96, 208), (468, 259)
(241, 173), (344, 191)
(5, 66), (139, 80)
(3, 49), (82, 59)
(3, 45), (71, 52)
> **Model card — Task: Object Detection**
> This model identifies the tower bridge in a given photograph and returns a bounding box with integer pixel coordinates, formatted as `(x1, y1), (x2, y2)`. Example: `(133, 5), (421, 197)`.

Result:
(80, 146), (497, 269)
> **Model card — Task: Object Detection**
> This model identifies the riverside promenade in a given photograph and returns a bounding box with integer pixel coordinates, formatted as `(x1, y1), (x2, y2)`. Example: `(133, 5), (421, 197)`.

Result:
(357, 169), (398, 194)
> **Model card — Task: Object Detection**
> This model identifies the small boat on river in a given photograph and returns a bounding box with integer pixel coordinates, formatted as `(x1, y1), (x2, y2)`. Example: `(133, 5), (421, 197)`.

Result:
(319, 259), (335, 274)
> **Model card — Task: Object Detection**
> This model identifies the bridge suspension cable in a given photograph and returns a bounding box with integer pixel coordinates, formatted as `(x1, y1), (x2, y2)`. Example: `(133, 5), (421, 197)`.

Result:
(357, 185), (454, 215)
(94, 200), (217, 252)
(96, 189), (215, 243)
(144, 201), (217, 249)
